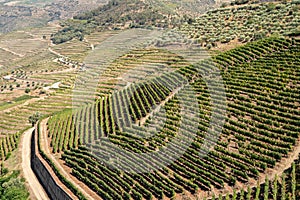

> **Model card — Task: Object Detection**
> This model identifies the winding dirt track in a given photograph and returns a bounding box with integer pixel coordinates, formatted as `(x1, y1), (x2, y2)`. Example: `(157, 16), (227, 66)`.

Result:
(40, 118), (97, 200)
(21, 127), (49, 200)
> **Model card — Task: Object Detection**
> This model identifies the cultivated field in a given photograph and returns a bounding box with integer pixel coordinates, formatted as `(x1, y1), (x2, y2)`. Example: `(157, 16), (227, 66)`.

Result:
(43, 37), (300, 199)
(0, 1), (299, 200)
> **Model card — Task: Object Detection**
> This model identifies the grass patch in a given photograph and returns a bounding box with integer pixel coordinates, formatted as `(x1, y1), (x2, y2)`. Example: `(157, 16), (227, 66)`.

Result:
(0, 95), (38, 111)
(14, 95), (36, 102)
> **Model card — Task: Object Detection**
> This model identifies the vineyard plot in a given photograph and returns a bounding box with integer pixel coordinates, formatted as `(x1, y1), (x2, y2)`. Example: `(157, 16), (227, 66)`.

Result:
(45, 37), (300, 199)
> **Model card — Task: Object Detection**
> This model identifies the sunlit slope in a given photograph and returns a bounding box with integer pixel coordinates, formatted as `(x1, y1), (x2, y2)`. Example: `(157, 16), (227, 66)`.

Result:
(46, 37), (300, 199)
(180, 1), (300, 49)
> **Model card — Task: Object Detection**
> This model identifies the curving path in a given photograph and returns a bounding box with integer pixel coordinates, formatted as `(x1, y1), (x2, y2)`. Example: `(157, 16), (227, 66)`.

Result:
(21, 127), (50, 200)
(39, 118), (97, 200)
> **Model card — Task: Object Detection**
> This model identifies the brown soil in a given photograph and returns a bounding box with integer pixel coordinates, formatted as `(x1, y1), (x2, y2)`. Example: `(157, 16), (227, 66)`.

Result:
(21, 127), (49, 200)
(39, 118), (100, 200)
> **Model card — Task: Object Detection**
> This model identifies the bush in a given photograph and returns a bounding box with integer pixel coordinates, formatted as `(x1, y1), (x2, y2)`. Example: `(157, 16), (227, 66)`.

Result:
(28, 112), (42, 126)
(5, 152), (11, 160)
(39, 90), (46, 95)
(0, 169), (29, 200)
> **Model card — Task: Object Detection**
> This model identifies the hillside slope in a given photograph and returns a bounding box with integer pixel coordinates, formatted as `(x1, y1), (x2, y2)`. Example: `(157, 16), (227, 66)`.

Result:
(50, 0), (216, 44)
(0, 0), (108, 33)
(45, 36), (300, 199)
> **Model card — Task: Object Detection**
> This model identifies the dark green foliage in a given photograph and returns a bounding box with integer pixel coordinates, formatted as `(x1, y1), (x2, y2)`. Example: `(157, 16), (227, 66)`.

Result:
(0, 169), (29, 200)
(51, 0), (173, 44)
(47, 37), (300, 199)
(181, 2), (300, 48)
(29, 112), (42, 126)
(24, 88), (30, 93)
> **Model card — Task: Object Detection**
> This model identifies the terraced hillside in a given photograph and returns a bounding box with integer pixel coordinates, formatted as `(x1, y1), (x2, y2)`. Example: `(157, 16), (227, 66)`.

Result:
(215, 158), (300, 200)
(42, 36), (300, 199)
(0, 0), (108, 33)
(0, 0), (299, 199)
(180, 1), (300, 49)
(0, 27), (196, 161)
(0, 24), (98, 164)
(50, 0), (217, 44)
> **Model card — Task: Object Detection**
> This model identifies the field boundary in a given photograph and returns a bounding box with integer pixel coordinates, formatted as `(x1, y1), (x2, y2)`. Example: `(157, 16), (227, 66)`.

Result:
(38, 118), (97, 200)
(21, 127), (49, 200)
(31, 125), (76, 200)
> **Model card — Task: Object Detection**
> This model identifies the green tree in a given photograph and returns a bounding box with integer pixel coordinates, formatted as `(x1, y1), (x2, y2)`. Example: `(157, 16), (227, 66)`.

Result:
(0, 170), (29, 200)
(28, 112), (42, 126)
(25, 88), (30, 93)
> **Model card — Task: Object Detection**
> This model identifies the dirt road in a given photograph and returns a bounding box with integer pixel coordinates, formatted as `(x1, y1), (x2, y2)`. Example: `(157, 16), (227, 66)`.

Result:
(21, 127), (49, 200)
(40, 118), (97, 200)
